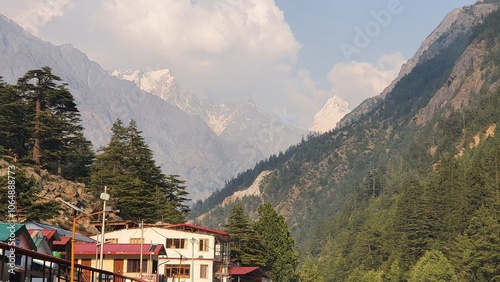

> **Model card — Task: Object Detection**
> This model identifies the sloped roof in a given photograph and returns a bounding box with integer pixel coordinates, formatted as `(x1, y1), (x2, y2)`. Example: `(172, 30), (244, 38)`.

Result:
(24, 221), (94, 243)
(28, 229), (60, 241)
(0, 223), (36, 250)
(229, 266), (268, 277)
(53, 235), (71, 245)
(75, 243), (166, 255)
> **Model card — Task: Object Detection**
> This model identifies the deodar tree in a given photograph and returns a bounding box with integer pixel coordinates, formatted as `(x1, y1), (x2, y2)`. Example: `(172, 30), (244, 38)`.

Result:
(16, 67), (93, 180)
(90, 119), (190, 223)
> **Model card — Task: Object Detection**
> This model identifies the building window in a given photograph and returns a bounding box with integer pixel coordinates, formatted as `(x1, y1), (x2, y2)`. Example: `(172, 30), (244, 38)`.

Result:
(166, 238), (186, 249)
(129, 238), (144, 244)
(126, 259), (147, 273)
(199, 239), (209, 252)
(200, 264), (209, 279)
(164, 264), (190, 278)
(106, 238), (118, 243)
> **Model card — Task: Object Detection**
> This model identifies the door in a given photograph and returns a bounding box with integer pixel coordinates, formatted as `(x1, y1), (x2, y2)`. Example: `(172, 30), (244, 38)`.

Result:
(81, 259), (92, 282)
(114, 259), (124, 282)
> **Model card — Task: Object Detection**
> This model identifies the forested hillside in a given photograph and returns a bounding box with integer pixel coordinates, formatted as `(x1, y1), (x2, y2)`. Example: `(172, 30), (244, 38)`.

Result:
(0, 68), (191, 226)
(192, 3), (500, 281)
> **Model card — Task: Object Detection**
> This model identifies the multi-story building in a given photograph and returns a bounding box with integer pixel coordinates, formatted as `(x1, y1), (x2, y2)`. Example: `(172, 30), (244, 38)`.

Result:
(91, 223), (231, 282)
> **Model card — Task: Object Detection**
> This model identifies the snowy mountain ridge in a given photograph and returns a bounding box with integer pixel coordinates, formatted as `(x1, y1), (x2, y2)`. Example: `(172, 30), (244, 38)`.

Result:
(111, 69), (307, 158)
(309, 95), (351, 133)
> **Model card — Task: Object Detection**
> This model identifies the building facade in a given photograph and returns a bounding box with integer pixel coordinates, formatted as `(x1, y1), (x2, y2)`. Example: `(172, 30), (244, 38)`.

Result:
(92, 223), (231, 282)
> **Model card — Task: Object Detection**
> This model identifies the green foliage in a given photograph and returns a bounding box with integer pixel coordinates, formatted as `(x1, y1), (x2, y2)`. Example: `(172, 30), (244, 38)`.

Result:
(0, 79), (30, 160)
(254, 203), (298, 282)
(27, 200), (62, 221)
(345, 268), (381, 282)
(451, 205), (500, 281)
(408, 250), (458, 282)
(194, 8), (500, 281)
(0, 169), (60, 221)
(297, 256), (325, 282)
(90, 119), (190, 223)
(227, 203), (266, 267)
(16, 67), (94, 178)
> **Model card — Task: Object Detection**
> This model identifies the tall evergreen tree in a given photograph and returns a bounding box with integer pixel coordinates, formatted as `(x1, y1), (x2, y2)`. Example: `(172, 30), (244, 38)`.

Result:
(451, 205), (500, 281)
(227, 203), (266, 267)
(90, 119), (190, 223)
(408, 250), (457, 282)
(16, 67), (93, 178)
(165, 175), (191, 219)
(0, 79), (30, 159)
(254, 203), (298, 282)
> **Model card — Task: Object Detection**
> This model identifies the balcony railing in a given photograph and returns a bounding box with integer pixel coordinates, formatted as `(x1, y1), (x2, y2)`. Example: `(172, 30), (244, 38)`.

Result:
(0, 242), (147, 282)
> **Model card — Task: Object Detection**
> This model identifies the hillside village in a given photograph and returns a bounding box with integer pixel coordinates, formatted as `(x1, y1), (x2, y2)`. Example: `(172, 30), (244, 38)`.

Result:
(2, 1), (500, 282)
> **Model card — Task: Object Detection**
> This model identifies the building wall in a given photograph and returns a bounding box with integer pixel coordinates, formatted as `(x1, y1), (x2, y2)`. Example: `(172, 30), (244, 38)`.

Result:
(91, 227), (217, 281)
(76, 254), (159, 279)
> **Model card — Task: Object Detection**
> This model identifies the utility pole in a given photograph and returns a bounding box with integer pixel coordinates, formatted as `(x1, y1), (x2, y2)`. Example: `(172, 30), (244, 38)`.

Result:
(140, 219), (144, 278)
(190, 238), (196, 282)
(99, 186), (110, 270)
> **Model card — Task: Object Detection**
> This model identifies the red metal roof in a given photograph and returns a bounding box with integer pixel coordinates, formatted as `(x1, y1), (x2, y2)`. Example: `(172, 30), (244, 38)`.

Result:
(229, 266), (261, 275)
(53, 236), (71, 245)
(74, 243), (166, 255)
(28, 229), (59, 241)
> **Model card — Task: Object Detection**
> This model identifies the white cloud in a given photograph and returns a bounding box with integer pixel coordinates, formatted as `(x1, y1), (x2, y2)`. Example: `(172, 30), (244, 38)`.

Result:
(280, 53), (405, 129)
(92, 0), (301, 107)
(327, 52), (405, 107)
(0, 0), (73, 35)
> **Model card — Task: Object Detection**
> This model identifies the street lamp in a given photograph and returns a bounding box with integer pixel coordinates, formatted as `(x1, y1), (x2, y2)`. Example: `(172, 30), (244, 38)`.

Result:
(71, 210), (104, 282)
(99, 187), (110, 270)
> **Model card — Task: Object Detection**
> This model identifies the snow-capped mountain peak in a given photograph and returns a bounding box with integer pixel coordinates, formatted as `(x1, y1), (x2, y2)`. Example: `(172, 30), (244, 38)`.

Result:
(309, 95), (351, 133)
(111, 68), (181, 102)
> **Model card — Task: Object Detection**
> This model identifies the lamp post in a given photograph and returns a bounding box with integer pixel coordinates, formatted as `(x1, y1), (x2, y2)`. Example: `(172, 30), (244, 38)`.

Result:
(189, 238), (196, 282)
(99, 187), (110, 270)
(71, 210), (104, 282)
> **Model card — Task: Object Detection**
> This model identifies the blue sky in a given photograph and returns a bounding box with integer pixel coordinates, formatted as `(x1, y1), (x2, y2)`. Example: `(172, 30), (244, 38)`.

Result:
(0, 0), (476, 128)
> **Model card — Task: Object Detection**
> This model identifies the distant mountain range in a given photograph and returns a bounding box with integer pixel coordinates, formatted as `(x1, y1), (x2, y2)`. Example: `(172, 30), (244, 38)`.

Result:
(111, 69), (308, 159)
(0, 14), (350, 200)
(191, 0), (500, 266)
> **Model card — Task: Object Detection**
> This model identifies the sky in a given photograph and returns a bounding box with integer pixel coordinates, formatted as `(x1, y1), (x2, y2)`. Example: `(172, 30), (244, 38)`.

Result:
(0, 0), (477, 129)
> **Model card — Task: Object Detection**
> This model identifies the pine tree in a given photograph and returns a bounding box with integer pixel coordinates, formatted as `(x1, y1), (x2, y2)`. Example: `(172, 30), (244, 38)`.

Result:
(451, 205), (500, 281)
(226, 203), (266, 267)
(16, 67), (93, 178)
(164, 175), (191, 222)
(0, 79), (30, 159)
(298, 256), (325, 282)
(90, 119), (190, 223)
(408, 250), (457, 282)
(254, 203), (298, 282)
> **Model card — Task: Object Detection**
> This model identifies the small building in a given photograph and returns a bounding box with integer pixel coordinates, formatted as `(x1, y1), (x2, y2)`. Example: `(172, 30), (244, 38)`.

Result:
(91, 223), (231, 282)
(229, 266), (270, 282)
(24, 221), (95, 260)
(74, 243), (166, 281)
(0, 223), (36, 251)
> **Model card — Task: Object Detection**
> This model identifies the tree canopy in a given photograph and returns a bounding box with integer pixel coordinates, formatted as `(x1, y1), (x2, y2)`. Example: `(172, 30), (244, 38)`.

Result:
(90, 119), (190, 223)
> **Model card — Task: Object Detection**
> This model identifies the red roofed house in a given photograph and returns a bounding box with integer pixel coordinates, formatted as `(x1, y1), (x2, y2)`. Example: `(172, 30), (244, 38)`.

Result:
(90, 223), (231, 282)
(74, 243), (166, 281)
(229, 266), (270, 282)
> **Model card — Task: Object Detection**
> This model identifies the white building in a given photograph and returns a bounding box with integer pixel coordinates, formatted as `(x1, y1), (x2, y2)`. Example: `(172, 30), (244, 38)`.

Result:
(92, 223), (231, 282)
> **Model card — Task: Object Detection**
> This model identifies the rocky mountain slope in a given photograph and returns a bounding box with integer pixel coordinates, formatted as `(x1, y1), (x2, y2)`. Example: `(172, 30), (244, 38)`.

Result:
(339, 2), (498, 128)
(0, 14), (250, 200)
(111, 69), (306, 160)
(191, 0), (500, 258)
